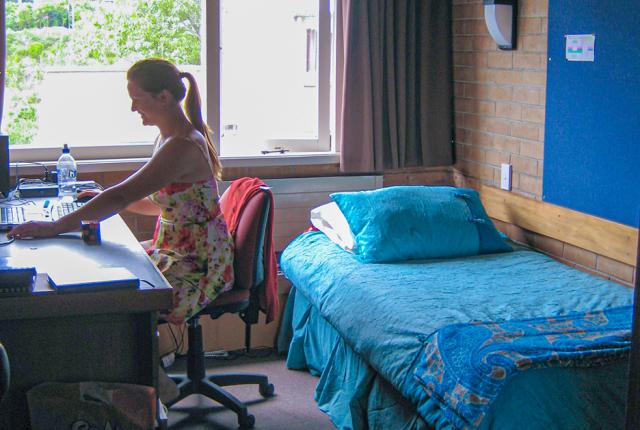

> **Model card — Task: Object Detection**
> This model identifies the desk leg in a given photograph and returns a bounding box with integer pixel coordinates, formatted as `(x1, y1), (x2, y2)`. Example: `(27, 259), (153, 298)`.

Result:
(150, 311), (169, 429)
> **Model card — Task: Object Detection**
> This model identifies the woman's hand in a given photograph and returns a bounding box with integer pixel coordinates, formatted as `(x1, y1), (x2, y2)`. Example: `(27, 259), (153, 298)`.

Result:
(76, 189), (102, 202)
(9, 221), (62, 239)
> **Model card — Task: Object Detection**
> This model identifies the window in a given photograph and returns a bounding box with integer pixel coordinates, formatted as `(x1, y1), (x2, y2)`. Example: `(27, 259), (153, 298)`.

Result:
(219, 0), (333, 156)
(2, 0), (335, 163)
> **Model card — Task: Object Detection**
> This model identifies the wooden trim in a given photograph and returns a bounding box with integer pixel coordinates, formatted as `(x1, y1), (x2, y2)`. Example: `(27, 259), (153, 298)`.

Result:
(479, 184), (638, 266)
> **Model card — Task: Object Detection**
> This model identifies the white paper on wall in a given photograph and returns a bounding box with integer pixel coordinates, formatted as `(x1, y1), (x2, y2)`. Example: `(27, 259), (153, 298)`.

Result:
(565, 34), (596, 62)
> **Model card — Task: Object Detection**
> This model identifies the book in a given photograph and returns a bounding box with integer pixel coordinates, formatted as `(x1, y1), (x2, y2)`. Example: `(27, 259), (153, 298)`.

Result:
(0, 267), (36, 296)
(48, 267), (139, 293)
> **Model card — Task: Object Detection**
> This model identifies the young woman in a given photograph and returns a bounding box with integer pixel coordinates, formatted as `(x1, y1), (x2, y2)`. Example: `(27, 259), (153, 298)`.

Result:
(9, 58), (234, 324)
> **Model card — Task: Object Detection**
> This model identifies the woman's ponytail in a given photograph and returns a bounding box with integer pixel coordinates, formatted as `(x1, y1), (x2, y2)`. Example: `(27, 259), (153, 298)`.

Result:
(128, 59), (223, 179)
(181, 72), (222, 179)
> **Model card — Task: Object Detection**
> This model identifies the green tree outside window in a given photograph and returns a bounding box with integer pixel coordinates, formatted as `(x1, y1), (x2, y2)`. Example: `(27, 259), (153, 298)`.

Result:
(4, 0), (201, 144)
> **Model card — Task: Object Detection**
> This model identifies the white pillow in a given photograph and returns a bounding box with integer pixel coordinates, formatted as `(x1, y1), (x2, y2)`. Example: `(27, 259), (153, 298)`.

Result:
(310, 202), (355, 252)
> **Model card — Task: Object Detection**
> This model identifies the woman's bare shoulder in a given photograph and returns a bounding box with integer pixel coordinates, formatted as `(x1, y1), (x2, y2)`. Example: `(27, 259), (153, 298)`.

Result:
(155, 130), (212, 179)
(162, 130), (206, 150)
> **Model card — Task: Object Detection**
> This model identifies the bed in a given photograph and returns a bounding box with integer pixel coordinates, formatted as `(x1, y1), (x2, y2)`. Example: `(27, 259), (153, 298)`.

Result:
(278, 187), (633, 430)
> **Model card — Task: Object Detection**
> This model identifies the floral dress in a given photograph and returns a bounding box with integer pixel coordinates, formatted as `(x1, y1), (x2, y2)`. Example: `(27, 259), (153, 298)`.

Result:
(147, 177), (234, 324)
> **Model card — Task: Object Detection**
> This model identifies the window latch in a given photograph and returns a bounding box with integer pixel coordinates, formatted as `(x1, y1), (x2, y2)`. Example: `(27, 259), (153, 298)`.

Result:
(261, 147), (290, 155)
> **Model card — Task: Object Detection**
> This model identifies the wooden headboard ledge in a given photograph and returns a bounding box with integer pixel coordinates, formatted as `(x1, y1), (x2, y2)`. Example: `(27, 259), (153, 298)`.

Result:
(478, 184), (638, 267)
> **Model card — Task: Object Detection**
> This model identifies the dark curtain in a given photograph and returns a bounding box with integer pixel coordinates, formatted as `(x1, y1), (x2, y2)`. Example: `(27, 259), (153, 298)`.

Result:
(337, 0), (453, 172)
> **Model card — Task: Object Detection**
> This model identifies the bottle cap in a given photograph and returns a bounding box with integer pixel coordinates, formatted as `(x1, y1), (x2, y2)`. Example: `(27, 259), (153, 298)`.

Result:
(62, 144), (70, 154)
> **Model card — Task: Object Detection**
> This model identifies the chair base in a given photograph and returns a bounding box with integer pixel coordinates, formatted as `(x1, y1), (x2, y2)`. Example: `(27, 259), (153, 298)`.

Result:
(166, 372), (274, 428)
(165, 318), (275, 428)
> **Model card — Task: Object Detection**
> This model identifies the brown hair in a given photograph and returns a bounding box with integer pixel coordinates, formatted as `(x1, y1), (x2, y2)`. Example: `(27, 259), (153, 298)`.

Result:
(127, 58), (222, 179)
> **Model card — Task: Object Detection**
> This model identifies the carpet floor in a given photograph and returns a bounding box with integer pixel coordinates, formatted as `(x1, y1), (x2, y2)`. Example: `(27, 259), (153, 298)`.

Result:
(165, 351), (335, 430)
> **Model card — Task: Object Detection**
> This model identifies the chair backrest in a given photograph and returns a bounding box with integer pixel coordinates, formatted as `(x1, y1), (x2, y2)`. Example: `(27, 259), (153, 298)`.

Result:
(219, 187), (271, 292)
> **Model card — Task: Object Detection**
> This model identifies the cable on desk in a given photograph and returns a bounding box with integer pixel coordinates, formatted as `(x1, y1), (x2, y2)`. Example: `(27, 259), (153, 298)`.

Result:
(0, 189), (35, 205)
(14, 162), (52, 189)
(0, 236), (15, 246)
(1, 162), (55, 202)
(14, 161), (50, 179)
(140, 279), (157, 289)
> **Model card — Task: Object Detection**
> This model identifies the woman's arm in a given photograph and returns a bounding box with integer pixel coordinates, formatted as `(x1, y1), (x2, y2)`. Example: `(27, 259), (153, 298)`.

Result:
(9, 137), (204, 238)
(125, 197), (161, 216)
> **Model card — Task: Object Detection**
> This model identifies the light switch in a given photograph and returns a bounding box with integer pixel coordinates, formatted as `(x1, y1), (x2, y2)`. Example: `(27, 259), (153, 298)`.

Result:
(500, 163), (512, 191)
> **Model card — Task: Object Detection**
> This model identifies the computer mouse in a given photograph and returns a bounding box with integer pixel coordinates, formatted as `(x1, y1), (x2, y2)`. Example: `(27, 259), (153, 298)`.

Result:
(76, 189), (100, 203)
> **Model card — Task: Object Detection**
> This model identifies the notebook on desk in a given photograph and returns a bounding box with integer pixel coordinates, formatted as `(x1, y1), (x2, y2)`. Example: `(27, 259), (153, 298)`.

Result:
(0, 200), (85, 231)
(48, 267), (140, 293)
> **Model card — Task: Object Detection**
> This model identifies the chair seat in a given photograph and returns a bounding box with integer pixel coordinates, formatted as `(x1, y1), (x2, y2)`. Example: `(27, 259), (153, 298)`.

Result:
(210, 289), (250, 307)
(196, 289), (251, 320)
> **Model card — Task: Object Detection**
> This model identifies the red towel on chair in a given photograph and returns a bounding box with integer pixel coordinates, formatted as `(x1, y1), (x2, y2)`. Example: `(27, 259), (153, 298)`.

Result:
(221, 177), (279, 323)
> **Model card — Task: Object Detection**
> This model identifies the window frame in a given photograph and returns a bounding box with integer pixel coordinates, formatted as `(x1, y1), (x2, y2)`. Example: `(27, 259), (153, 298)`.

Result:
(6, 0), (336, 167)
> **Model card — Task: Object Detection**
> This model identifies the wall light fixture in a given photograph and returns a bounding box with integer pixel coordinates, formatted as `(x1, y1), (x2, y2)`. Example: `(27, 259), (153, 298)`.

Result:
(484, 0), (517, 50)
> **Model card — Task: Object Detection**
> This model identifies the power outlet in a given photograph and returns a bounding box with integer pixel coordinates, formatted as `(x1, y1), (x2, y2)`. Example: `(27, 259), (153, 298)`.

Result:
(500, 163), (512, 191)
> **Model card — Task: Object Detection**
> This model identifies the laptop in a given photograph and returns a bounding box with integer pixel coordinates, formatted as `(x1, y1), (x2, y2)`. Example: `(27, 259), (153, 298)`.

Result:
(48, 266), (139, 293)
(0, 200), (85, 231)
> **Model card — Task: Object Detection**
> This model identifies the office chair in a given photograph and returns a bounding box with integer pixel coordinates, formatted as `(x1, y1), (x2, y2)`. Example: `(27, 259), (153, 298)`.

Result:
(166, 186), (275, 429)
(0, 342), (9, 407)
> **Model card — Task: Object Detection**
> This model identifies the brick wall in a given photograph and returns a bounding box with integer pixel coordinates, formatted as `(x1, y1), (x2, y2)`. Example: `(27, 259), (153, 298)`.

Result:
(452, 0), (636, 286)
(383, 166), (452, 187)
(453, 0), (547, 199)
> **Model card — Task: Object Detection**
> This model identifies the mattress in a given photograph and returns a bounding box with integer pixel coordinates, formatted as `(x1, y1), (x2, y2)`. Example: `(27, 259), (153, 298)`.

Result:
(280, 231), (633, 429)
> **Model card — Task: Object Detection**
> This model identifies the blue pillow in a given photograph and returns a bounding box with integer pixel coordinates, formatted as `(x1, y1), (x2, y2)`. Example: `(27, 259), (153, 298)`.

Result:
(330, 186), (512, 263)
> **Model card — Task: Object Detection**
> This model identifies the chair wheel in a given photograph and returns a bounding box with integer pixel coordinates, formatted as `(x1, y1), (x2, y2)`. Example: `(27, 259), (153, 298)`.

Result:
(259, 383), (275, 397)
(239, 413), (255, 428)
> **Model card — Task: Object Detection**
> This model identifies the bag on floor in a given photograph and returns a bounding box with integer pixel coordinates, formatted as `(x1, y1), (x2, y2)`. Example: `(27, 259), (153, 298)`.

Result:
(27, 381), (156, 430)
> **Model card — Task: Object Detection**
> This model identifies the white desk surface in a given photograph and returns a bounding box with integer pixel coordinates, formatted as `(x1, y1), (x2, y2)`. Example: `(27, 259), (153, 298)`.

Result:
(0, 212), (172, 321)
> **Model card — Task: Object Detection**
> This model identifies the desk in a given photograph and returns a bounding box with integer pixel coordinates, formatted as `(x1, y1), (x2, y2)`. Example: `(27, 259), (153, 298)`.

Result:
(0, 213), (172, 429)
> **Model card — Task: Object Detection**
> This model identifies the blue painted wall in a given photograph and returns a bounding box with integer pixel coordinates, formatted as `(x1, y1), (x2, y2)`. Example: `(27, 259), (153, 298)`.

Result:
(543, 0), (639, 227)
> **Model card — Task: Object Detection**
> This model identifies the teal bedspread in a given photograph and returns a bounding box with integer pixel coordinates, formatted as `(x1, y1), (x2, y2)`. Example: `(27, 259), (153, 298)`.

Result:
(280, 231), (633, 429)
(412, 306), (632, 429)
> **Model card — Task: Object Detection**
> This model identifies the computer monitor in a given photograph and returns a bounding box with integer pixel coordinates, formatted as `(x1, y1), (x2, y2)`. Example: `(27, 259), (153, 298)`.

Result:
(0, 135), (9, 199)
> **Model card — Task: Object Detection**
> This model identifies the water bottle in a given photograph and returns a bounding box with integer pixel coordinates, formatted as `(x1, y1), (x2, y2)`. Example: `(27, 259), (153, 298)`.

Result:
(57, 144), (77, 201)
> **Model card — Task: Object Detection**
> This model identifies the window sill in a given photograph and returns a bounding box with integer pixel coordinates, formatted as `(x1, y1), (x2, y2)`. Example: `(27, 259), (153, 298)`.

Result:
(222, 152), (339, 167)
(11, 152), (340, 176)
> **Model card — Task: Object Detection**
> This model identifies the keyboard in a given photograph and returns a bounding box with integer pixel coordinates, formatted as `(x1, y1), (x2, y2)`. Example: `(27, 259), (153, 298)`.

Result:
(0, 200), (85, 230)
(0, 206), (26, 225)
(55, 201), (84, 219)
